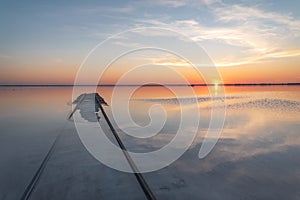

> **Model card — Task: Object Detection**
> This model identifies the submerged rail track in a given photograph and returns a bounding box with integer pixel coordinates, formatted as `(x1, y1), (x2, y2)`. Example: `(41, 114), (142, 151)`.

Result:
(95, 95), (157, 200)
(20, 93), (157, 200)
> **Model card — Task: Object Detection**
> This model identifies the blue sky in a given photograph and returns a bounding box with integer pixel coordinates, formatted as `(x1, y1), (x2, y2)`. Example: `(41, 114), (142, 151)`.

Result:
(0, 0), (300, 84)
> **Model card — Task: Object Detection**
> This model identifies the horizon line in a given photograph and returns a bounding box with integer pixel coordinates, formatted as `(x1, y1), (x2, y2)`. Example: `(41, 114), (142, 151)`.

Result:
(0, 82), (300, 87)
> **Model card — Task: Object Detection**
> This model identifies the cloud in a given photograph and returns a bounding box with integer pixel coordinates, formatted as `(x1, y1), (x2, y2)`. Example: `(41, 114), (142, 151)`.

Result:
(135, 19), (270, 50)
(143, 0), (221, 8)
(0, 54), (11, 59)
(77, 5), (135, 14)
(150, 0), (188, 8)
(214, 4), (300, 33)
(51, 57), (63, 63)
(133, 2), (300, 67)
(70, 1), (300, 67)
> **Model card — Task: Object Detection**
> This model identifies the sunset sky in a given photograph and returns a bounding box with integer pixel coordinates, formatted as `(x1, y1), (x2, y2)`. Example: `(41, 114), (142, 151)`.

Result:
(0, 0), (300, 84)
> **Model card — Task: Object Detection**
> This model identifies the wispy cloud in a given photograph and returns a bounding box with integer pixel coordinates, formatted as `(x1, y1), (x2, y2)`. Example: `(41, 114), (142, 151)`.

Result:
(135, 19), (272, 50)
(132, 2), (300, 67)
(78, 5), (135, 14)
(142, 0), (221, 8)
(27, 1), (300, 68)
(214, 4), (300, 33)
(51, 57), (63, 63)
(0, 54), (11, 59)
(149, 0), (188, 8)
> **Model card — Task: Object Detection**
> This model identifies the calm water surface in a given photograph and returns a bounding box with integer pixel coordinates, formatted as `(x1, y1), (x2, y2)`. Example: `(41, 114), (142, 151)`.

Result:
(0, 86), (299, 199)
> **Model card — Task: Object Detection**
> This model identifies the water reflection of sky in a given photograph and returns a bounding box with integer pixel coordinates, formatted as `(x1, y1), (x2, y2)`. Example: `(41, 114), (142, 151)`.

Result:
(0, 86), (299, 199)
(99, 85), (300, 199)
(99, 86), (300, 151)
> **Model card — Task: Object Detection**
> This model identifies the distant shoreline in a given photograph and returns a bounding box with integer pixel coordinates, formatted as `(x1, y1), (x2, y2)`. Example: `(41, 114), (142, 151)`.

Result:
(0, 83), (300, 87)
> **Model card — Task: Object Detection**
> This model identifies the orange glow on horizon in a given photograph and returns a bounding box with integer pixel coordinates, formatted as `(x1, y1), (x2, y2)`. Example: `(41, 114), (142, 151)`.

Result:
(1, 59), (299, 85)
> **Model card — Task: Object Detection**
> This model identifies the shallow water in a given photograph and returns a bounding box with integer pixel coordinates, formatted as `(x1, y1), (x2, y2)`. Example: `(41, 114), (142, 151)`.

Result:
(0, 86), (300, 199)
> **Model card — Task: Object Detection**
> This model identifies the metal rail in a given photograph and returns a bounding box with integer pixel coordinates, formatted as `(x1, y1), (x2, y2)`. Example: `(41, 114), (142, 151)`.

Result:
(20, 94), (86, 200)
(20, 93), (157, 200)
(95, 95), (157, 200)
(67, 94), (86, 120)
(20, 127), (63, 200)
